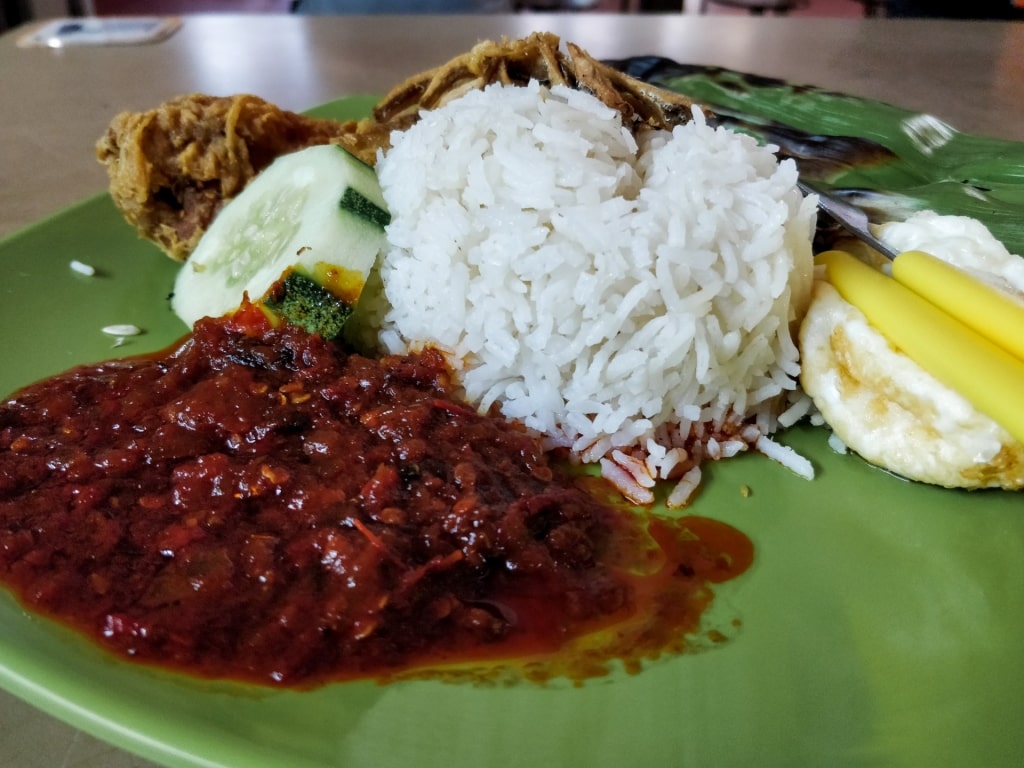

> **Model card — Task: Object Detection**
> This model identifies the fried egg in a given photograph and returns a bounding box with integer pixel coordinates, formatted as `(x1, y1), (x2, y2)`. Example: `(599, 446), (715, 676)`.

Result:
(799, 211), (1024, 490)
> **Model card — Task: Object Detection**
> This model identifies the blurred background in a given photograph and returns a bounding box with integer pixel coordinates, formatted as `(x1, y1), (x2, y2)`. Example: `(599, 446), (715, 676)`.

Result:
(2, 0), (1022, 50)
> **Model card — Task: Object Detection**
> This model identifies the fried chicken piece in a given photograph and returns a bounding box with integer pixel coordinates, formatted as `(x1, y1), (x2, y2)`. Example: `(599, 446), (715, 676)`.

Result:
(97, 33), (697, 262)
(372, 33), (697, 139)
(95, 93), (365, 261)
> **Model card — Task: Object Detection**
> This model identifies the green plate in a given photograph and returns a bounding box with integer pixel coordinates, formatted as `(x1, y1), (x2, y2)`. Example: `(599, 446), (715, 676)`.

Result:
(1, 83), (1023, 768)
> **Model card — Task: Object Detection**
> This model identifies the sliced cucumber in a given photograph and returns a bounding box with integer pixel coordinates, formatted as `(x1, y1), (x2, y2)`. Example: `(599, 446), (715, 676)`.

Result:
(171, 144), (390, 338)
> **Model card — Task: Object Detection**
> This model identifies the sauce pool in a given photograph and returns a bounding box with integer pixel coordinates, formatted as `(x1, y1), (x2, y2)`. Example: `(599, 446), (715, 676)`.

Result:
(0, 314), (752, 687)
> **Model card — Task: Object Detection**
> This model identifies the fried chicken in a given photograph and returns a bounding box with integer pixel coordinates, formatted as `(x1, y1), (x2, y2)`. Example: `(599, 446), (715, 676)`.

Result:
(97, 33), (697, 262)
(95, 93), (366, 261)
(370, 34), (697, 137)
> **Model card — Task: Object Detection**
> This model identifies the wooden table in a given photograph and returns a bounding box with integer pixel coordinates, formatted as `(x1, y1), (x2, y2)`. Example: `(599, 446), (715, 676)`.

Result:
(0, 12), (1022, 767)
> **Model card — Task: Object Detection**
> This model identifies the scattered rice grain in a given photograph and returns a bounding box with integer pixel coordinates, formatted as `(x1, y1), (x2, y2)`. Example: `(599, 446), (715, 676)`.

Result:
(827, 431), (849, 454)
(667, 466), (703, 508)
(755, 435), (815, 480)
(101, 324), (142, 337)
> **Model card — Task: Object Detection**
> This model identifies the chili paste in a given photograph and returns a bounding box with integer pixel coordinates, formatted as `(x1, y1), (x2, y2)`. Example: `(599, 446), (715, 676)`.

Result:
(0, 314), (752, 687)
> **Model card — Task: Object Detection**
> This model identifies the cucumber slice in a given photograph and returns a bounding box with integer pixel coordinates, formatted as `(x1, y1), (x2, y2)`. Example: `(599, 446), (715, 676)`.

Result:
(171, 144), (390, 337)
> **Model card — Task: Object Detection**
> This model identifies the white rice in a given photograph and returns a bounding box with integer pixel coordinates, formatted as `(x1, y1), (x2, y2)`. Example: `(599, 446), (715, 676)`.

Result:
(363, 80), (817, 505)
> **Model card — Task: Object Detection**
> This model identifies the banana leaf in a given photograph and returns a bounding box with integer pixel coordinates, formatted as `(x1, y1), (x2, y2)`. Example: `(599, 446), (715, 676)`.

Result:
(612, 57), (1024, 256)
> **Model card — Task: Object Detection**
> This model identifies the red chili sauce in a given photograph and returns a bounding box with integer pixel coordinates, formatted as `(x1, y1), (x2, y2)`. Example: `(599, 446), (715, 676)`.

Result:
(0, 314), (752, 687)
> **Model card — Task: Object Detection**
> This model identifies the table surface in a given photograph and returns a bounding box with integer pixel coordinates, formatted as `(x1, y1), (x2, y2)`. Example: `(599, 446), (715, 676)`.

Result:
(0, 11), (1022, 767)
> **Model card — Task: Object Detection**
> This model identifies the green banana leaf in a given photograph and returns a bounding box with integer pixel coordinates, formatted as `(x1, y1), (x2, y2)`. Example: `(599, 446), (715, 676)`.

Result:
(612, 57), (1024, 255)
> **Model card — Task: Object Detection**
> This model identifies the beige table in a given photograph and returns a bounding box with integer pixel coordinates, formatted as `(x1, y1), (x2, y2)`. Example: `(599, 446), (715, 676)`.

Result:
(0, 12), (1023, 767)
(2, 13), (1024, 241)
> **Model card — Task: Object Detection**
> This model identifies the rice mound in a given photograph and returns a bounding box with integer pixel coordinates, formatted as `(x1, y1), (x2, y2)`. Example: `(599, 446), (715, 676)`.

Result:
(366, 80), (816, 505)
